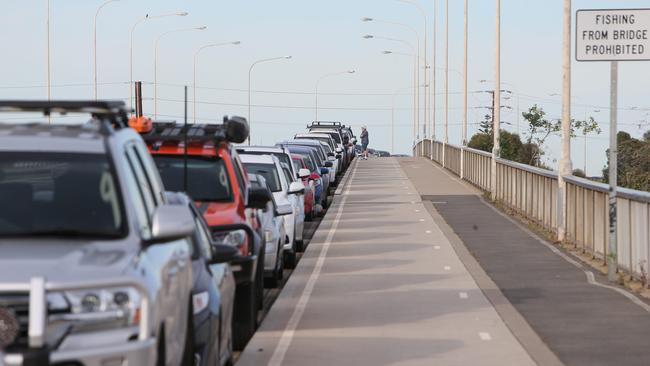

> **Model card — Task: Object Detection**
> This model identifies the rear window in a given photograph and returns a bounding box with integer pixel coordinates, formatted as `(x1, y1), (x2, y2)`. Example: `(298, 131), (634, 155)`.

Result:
(243, 163), (282, 192)
(153, 155), (232, 202)
(0, 152), (126, 238)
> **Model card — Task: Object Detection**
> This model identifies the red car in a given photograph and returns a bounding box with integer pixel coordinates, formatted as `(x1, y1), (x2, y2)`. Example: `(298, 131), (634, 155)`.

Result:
(133, 117), (267, 351)
(292, 154), (316, 220)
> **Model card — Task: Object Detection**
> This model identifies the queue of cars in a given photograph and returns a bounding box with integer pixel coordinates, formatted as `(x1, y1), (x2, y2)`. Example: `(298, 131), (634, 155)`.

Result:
(0, 100), (355, 366)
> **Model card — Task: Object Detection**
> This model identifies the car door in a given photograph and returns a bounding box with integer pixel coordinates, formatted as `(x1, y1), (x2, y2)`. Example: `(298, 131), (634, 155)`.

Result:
(124, 142), (190, 364)
(192, 206), (236, 361)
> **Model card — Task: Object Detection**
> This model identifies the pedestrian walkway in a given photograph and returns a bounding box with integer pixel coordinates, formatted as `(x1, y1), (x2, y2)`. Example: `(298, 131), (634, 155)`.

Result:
(238, 157), (539, 366)
(399, 157), (650, 366)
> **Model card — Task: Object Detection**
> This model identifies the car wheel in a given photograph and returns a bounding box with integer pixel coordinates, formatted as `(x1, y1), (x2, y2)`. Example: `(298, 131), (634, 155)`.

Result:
(180, 302), (194, 366)
(156, 325), (166, 366)
(284, 248), (297, 269)
(233, 282), (257, 351)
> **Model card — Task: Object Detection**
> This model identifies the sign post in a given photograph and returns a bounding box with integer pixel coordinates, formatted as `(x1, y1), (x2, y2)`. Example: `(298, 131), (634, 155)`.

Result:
(576, 8), (650, 281)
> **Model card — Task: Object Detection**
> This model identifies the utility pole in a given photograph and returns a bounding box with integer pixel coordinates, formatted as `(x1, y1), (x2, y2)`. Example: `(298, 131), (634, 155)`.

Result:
(607, 61), (618, 282)
(461, 0), (468, 180)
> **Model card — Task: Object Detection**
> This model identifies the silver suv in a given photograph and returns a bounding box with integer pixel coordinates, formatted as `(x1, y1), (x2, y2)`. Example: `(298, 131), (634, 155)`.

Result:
(0, 101), (195, 366)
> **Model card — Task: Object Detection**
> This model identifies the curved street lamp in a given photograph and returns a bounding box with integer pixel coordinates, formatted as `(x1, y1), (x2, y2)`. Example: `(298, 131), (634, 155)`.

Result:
(193, 41), (241, 123)
(315, 70), (356, 121)
(129, 11), (188, 111)
(153, 26), (207, 119)
(93, 0), (120, 99)
(248, 56), (292, 144)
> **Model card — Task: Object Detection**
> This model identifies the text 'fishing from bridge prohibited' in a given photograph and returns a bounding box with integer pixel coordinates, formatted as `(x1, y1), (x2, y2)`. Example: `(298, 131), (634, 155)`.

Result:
(576, 9), (650, 61)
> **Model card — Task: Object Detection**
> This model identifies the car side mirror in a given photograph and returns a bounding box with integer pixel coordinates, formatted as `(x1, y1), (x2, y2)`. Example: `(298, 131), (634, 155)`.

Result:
(336, 154), (342, 159)
(288, 181), (305, 195)
(320, 167), (330, 175)
(324, 161), (333, 168)
(335, 147), (343, 153)
(148, 205), (194, 245)
(327, 152), (335, 157)
(275, 204), (293, 216)
(247, 187), (272, 209)
(299, 168), (311, 179)
(351, 138), (357, 144)
(210, 244), (239, 264)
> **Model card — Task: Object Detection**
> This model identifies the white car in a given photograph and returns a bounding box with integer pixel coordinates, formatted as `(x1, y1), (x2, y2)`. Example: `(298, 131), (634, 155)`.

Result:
(240, 154), (305, 269)
(247, 173), (288, 288)
(293, 132), (343, 179)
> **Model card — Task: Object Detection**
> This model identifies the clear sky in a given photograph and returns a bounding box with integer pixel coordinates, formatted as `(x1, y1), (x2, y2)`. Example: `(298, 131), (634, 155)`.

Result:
(1, 0), (649, 176)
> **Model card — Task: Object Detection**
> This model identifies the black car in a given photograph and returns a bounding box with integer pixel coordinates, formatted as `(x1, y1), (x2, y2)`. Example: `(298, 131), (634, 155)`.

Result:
(166, 192), (238, 366)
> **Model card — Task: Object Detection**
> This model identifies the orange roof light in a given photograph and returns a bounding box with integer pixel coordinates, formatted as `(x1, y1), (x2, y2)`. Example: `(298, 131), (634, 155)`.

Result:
(128, 116), (153, 133)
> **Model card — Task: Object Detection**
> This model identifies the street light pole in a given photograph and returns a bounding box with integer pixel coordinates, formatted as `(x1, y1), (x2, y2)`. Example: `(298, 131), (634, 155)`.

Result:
(93, 0), (119, 100)
(248, 56), (292, 145)
(315, 70), (355, 121)
(154, 26), (207, 119)
(130, 11), (188, 113)
(397, 0), (428, 144)
(363, 17), (421, 143)
(193, 41), (241, 123)
(491, 0), (501, 199)
(558, 0), (573, 243)
(432, 0), (437, 143)
(393, 84), (425, 154)
(384, 50), (419, 146)
(461, 0), (468, 179)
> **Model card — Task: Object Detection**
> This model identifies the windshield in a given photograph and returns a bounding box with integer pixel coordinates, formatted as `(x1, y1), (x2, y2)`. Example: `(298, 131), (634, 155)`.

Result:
(0, 152), (125, 238)
(153, 155), (232, 202)
(292, 158), (303, 173)
(243, 163), (282, 192)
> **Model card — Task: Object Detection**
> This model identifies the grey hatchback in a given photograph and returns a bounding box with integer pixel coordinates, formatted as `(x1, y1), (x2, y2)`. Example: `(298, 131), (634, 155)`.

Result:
(0, 101), (195, 366)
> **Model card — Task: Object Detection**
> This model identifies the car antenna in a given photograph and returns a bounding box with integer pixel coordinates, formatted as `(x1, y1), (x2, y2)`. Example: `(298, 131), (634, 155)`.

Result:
(183, 85), (188, 192)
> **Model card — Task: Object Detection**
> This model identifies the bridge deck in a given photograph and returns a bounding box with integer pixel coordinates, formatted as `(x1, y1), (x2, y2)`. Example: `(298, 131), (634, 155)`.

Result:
(238, 157), (540, 366)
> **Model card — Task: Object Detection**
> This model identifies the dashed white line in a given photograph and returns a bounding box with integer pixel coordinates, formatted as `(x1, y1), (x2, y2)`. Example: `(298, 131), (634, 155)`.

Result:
(267, 162), (357, 366)
(425, 230), (432, 234)
(444, 266), (451, 271)
(479, 332), (492, 341)
(434, 245), (441, 250)
(419, 218), (425, 222)
(459, 292), (469, 299)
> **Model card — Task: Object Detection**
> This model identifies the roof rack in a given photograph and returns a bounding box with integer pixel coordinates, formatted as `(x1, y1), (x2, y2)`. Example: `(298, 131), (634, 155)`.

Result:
(308, 121), (342, 128)
(139, 116), (249, 145)
(0, 100), (130, 132)
(140, 122), (228, 144)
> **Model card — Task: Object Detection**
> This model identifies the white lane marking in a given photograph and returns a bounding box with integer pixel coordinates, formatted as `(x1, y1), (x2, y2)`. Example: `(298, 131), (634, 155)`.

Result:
(479, 332), (492, 341)
(415, 209), (421, 213)
(444, 266), (451, 271)
(434, 245), (441, 250)
(419, 218), (425, 222)
(425, 230), (432, 234)
(459, 292), (469, 299)
(268, 161), (358, 366)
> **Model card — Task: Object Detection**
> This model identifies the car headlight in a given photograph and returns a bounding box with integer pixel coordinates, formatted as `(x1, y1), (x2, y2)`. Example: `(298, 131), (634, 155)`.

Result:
(193, 291), (210, 315)
(50, 287), (141, 333)
(213, 229), (249, 256)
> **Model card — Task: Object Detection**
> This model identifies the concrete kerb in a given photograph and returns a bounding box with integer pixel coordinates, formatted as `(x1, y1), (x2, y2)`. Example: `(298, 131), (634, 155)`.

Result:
(423, 200), (564, 366)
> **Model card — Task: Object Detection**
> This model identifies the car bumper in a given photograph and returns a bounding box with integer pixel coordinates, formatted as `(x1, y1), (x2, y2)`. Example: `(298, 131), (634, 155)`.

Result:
(1, 339), (156, 366)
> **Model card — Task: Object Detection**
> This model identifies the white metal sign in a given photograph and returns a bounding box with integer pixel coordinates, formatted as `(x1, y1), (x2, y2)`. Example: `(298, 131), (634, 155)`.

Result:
(576, 9), (650, 61)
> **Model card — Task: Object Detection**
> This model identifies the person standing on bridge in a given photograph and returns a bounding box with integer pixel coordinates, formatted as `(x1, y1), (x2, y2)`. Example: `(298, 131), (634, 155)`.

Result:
(360, 126), (369, 160)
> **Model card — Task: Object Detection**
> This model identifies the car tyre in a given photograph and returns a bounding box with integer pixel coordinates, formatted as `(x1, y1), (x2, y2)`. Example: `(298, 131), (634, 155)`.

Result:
(180, 302), (194, 366)
(233, 281), (257, 351)
(156, 326), (166, 366)
(284, 248), (297, 269)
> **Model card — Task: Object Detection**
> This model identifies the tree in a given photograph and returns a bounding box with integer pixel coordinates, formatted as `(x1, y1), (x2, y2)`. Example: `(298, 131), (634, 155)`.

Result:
(602, 131), (650, 192)
(521, 105), (560, 166)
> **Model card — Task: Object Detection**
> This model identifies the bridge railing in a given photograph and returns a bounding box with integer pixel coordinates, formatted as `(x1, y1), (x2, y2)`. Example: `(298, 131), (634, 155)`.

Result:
(413, 139), (650, 279)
